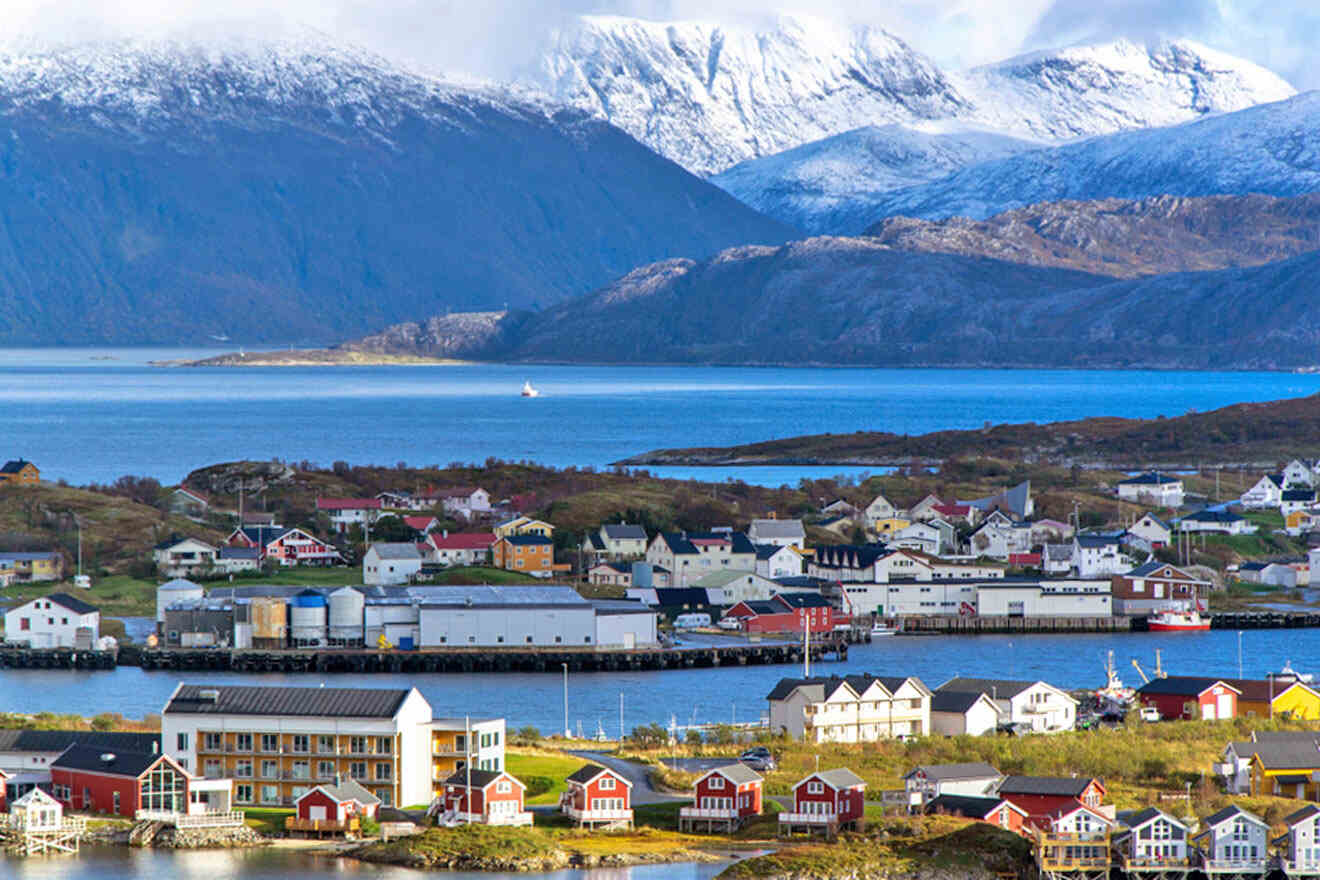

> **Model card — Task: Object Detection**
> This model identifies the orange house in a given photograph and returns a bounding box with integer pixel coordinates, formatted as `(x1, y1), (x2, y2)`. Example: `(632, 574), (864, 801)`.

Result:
(492, 535), (556, 575)
(0, 460), (39, 485)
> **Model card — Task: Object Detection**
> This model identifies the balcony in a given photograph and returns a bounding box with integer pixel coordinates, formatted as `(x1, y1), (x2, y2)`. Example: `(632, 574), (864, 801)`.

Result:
(778, 812), (835, 825)
(1199, 857), (1271, 873)
(563, 805), (633, 821)
(286, 816), (360, 834)
(679, 807), (738, 820)
(136, 809), (246, 829)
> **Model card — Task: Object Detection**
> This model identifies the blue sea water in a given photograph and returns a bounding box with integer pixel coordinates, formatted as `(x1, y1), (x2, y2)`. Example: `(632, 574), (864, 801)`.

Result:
(2, 347), (1318, 487)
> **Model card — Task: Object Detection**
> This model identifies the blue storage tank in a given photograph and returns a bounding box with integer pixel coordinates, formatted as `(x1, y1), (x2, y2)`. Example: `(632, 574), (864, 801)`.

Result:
(398, 636), (415, 651)
(291, 589), (327, 607)
(289, 589), (328, 646)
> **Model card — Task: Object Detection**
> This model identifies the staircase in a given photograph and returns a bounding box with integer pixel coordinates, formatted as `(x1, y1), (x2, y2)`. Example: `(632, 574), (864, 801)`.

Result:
(129, 820), (166, 847)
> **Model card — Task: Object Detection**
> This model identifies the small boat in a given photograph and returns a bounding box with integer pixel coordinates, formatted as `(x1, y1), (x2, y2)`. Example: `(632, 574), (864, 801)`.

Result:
(1147, 608), (1210, 632)
(521, 381), (540, 398)
(1269, 660), (1314, 684)
(871, 621), (897, 637)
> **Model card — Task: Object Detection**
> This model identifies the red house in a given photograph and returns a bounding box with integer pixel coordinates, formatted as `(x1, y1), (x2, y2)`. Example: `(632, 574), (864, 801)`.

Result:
(779, 768), (867, 836)
(996, 776), (1106, 817)
(925, 794), (1027, 834)
(288, 778), (380, 835)
(438, 769), (532, 826)
(679, 764), (763, 833)
(725, 593), (840, 635)
(1136, 677), (1240, 721)
(561, 764), (633, 829)
(226, 526), (340, 566)
(50, 746), (194, 818)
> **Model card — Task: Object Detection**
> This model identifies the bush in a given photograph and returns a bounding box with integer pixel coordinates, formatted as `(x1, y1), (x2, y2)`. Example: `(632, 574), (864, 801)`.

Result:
(512, 725), (541, 745)
(629, 723), (668, 747)
(360, 816), (380, 836)
(523, 776), (554, 798)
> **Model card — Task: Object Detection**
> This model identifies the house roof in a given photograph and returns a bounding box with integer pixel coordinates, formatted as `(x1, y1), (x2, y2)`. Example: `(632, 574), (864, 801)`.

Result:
(501, 534), (554, 546)
(1223, 678), (1315, 703)
(310, 777), (381, 805)
(442, 769), (520, 790)
(1283, 490), (1318, 501)
(755, 544), (789, 560)
(51, 745), (167, 777)
(749, 519), (805, 539)
(1043, 543), (1073, 561)
(0, 729), (159, 754)
(0, 459), (34, 473)
(402, 516), (437, 530)
(1124, 806), (1182, 829)
(705, 764), (763, 786)
(1075, 535), (1120, 548)
(602, 524), (647, 540)
(937, 677), (1048, 700)
(736, 599), (783, 615)
(963, 480), (1031, 519)
(316, 497), (382, 511)
(692, 569), (763, 589)
(424, 487), (483, 499)
(218, 546), (260, 560)
(812, 544), (889, 570)
(34, 592), (98, 615)
(0, 551), (61, 562)
(1250, 739), (1320, 769)
(801, 768), (866, 790)
(172, 486), (209, 502)
(774, 592), (831, 609)
(430, 532), (497, 550)
(651, 587), (718, 607)
(1126, 561), (1199, 579)
(567, 763), (632, 787)
(1120, 472), (1181, 486)
(998, 776), (1099, 798)
(368, 542), (423, 560)
(164, 684), (412, 718)
(1183, 509), (1245, 523)
(925, 794), (1013, 820)
(1285, 804), (1320, 825)
(905, 762), (1001, 782)
(930, 692), (995, 714)
(1135, 677), (1239, 697)
(413, 585), (589, 609)
(1201, 804), (1265, 829)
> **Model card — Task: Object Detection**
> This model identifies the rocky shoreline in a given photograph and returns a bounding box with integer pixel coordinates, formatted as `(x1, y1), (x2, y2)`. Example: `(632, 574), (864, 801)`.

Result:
(84, 823), (265, 849)
(351, 841), (723, 872)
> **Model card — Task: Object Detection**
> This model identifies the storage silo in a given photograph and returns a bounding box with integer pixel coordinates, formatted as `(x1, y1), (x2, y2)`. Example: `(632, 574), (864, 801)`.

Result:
(289, 589), (328, 647)
(155, 579), (205, 635)
(249, 597), (287, 649)
(328, 586), (365, 646)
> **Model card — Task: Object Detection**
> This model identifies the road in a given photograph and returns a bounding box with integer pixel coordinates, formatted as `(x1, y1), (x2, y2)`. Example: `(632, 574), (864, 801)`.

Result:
(568, 749), (688, 805)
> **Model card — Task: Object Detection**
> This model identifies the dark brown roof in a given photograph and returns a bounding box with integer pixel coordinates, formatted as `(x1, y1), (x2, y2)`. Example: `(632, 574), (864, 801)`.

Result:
(164, 684), (412, 718)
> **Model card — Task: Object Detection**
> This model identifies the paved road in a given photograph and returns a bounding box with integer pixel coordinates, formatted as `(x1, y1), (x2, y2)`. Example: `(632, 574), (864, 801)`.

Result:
(568, 750), (688, 805)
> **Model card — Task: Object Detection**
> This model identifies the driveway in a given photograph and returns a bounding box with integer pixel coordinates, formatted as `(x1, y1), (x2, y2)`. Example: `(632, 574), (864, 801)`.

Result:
(568, 749), (688, 805)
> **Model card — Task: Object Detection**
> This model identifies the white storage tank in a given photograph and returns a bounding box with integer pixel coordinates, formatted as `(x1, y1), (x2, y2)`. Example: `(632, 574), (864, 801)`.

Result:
(156, 579), (204, 631)
(328, 586), (365, 646)
(288, 589), (328, 647)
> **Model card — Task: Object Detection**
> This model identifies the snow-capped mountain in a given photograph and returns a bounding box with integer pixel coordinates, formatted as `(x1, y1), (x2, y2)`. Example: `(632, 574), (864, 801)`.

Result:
(711, 124), (1041, 233)
(0, 33), (790, 344)
(537, 14), (970, 177)
(858, 91), (1320, 224)
(535, 15), (1297, 177)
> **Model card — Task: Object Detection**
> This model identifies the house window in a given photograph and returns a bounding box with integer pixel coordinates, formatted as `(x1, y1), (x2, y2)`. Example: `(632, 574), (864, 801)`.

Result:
(292, 761), (310, 780)
(235, 759), (253, 778)
(350, 736), (368, 754)
(318, 761), (335, 779)
(350, 762), (367, 780)
(203, 732), (222, 751)
(177, 732), (189, 751)
(261, 785), (280, 805)
(236, 733), (253, 751)
(318, 735), (335, 754)
(235, 784), (253, 804)
(709, 776), (724, 789)
(261, 733), (279, 752)
(375, 763), (392, 781)
(376, 737), (392, 754)
(497, 780), (511, 794)
(292, 736), (309, 755)
(807, 781), (823, 794)
(600, 776), (616, 790)
(261, 760), (278, 779)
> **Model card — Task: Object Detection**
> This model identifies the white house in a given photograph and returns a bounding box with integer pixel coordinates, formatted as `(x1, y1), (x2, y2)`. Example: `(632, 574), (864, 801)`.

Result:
(690, 570), (784, 605)
(1124, 513), (1172, 553)
(1179, 510), (1256, 535)
(1117, 473), (1185, 508)
(754, 544), (803, 580)
(363, 543), (423, 585)
(929, 692), (1001, 737)
(582, 524), (649, 561)
(3, 593), (100, 649)
(892, 522), (944, 556)
(429, 487), (492, 520)
(974, 580), (1111, 618)
(903, 762), (1002, 809)
(1042, 543), (1073, 575)
(153, 537), (220, 578)
(746, 519), (806, 549)
(316, 498), (382, 534)
(937, 678), (1076, 733)
(767, 675), (931, 743)
(1117, 808), (1190, 865)
(1284, 460), (1316, 488)
(864, 495), (899, 528)
(1240, 474), (1284, 509)
(1281, 805), (1320, 876)
(968, 518), (1032, 560)
(1072, 535), (1127, 577)
(906, 494), (946, 522)
(1193, 805), (1269, 871)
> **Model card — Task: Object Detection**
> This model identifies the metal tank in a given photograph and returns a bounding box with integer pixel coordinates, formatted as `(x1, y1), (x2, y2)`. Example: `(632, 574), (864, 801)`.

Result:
(155, 578), (205, 629)
(248, 597), (287, 649)
(328, 586), (365, 646)
(288, 589), (328, 647)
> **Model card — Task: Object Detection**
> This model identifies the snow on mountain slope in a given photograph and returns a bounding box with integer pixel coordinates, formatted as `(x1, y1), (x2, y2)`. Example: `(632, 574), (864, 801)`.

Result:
(711, 123), (1041, 233)
(860, 91), (1320, 224)
(536, 15), (1297, 181)
(959, 38), (1297, 142)
(537, 14), (971, 176)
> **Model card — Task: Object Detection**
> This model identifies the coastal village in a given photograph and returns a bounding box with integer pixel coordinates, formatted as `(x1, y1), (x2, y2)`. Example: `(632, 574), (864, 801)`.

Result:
(7, 457), (1320, 876)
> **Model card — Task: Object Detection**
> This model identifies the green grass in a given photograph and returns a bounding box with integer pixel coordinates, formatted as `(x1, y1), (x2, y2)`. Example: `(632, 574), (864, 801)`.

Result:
(633, 802), (684, 830)
(1, 574), (160, 621)
(507, 749), (587, 805)
(241, 806), (292, 835)
(430, 566), (543, 585)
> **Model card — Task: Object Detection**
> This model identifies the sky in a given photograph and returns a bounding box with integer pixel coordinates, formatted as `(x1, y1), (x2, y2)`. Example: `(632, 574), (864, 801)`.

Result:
(3, 0), (1318, 88)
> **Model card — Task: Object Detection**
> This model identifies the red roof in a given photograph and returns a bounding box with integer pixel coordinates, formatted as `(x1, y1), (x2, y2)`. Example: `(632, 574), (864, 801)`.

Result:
(403, 516), (438, 531)
(316, 498), (382, 511)
(933, 503), (971, 516)
(420, 486), (480, 499)
(1008, 552), (1042, 565)
(430, 532), (497, 550)
(175, 486), (209, 503)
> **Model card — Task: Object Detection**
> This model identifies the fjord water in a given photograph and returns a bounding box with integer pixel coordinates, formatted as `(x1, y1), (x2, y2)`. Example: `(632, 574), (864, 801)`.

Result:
(3, 348), (1319, 486)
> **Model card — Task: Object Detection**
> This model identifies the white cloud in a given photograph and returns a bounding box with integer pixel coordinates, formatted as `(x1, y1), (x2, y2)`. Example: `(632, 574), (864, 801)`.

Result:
(0, 0), (1315, 87)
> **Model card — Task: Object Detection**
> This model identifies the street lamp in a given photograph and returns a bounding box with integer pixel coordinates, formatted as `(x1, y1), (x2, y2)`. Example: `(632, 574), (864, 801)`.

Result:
(1237, 631), (1243, 679)
(562, 663), (570, 738)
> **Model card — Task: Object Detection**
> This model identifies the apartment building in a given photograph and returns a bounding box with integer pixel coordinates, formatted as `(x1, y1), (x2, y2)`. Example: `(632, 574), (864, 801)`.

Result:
(429, 718), (506, 800)
(766, 674), (931, 742)
(161, 684), (433, 808)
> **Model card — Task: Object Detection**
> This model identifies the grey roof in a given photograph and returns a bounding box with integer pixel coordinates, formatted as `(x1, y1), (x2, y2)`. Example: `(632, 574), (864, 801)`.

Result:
(159, 578), (204, 592)
(1126, 561), (1199, 579)
(925, 795), (1012, 819)
(809, 768), (866, 790)
(165, 684), (412, 718)
(315, 777), (381, 805)
(52, 745), (165, 777)
(1283, 489), (1317, 501)
(963, 481), (1032, 519)
(591, 599), (655, 615)
(586, 534), (606, 551)
(1202, 805), (1265, 829)
(749, 519), (805, 539)
(1286, 805), (1320, 825)
(707, 764), (762, 786)
(36, 592), (98, 615)
(1183, 509), (1245, 523)
(766, 674), (926, 702)
(0, 551), (61, 561)
(1076, 535), (1120, 548)
(602, 524), (647, 540)
(755, 544), (788, 560)
(0, 729), (159, 754)
(937, 677), (1039, 699)
(567, 763), (632, 787)
(905, 762), (1001, 782)
(998, 776), (1098, 798)
(218, 546), (260, 560)
(930, 692), (995, 714)
(1043, 543), (1073, 561)
(1251, 740), (1320, 769)
(1136, 677), (1238, 697)
(413, 585), (589, 609)
(1124, 806), (1182, 830)
(501, 534), (554, 546)
(1121, 472), (1181, 485)
(0, 459), (33, 473)
(369, 542), (423, 560)
(1254, 730), (1320, 744)
(774, 592), (831, 609)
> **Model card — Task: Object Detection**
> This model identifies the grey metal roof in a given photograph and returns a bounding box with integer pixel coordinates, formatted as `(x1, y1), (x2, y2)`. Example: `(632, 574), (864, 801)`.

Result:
(413, 585), (589, 608)
(566, 763), (632, 786)
(0, 729), (159, 754)
(811, 768), (866, 790)
(749, 519), (805, 539)
(314, 777), (381, 805)
(369, 542), (423, 560)
(602, 524), (647, 540)
(905, 762), (1001, 782)
(925, 794), (1010, 819)
(1124, 806), (1183, 830)
(1121, 472), (1181, 485)
(502, 534), (554, 546)
(1136, 677), (1238, 697)
(218, 546), (260, 560)
(442, 769), (512, 789)
(591, 599), (655, 615)
(36, 592), (98, 615)
(159, 578), (204, 592)
(998, 776), (1098, 797)
(930, 692), (995, 714)
(1202, 805), (1265, 829)
(52, 745), (165, 777)
(1286, 805), (1320, 825)
(1076, 535), (1120, 548)
(165, 684), (412, 718)
(937, 677), (1039, 699)
(1251, 740), (1320, 769)
(707, 764), (762, 786)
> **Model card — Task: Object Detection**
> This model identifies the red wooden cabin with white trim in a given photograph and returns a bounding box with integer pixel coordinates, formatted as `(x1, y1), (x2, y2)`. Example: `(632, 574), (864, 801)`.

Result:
(437, 769), (532, 826)
(779, 768), (867, 836)
(679, 763), (763, 832)
(561, 764), (633, 829)
(289, 778), (380, 835)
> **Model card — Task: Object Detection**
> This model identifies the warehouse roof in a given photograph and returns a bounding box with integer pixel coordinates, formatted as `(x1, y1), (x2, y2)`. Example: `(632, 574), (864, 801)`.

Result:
(0, 729), (160, 754)
(164, 684), (413, 718)
(413, 585), (589, 608)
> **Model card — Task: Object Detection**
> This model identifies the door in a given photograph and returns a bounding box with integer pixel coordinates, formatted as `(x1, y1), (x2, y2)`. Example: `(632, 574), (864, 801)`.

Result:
(1217, 694), (1233, 718)
(309, 805), (327, 821)
(1201, 701), (1216, 720)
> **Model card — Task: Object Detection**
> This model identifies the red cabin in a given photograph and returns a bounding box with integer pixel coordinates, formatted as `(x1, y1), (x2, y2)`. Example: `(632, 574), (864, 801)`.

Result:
(679, 764), (763, 832)
(1136, 677), (1240, 721)
(725, 593), (840, 635)
(779, 768), (867, 836)
(561, 764), (633, 829)
(50, 746), (193, 818)
(925, 794), (1027, 834)
(996, 776), (1106, 818)
(289, 778), (380, 835)
(438, 769), (532, 826)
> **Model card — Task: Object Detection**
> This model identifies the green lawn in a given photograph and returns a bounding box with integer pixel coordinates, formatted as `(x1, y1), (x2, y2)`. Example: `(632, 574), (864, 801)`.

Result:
(241, 806), (292, 834)
(1, 574), (159, 620)
(506, 750), (589, 805)
(431, 566), (543, 585)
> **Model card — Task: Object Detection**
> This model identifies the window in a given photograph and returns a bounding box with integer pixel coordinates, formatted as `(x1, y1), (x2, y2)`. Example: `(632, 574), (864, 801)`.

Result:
(600, 776), (616, 790)
(807, 781), (823, 794)
(350, 762), (367, 780)
(235, 784), (253, 804)
(709, 776), (725, 790)
(318, 761), (335, 779)
(235, 759), (253, 778)
(261, 785), (280, 805)
(261, 760), (278, 779)
(497, 779), (512, 794)
(203, 759), (222, 778)
(141, 761), (186, 813)
(375, 763), (392, 781)
(203, 732), (222, 751)
(113, 791), (120, 813)
(376, 737), (392, 754)
(176, 732), (190, 751)
(318, 735), (335, 754)
(236, 733), (253, 752)
(19, 618), (28, 630)
(261, 733), (279, 753)
(292, 760), (310, 780)
(350, 736), (368, 754)
(377, 788), (392, 806)
(292, 735), (309, 753)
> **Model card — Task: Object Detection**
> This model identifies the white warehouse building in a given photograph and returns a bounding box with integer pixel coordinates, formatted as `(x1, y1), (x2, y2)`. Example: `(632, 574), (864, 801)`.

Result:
(974, 579), (1112, 618)
(414, 586), (655, 648)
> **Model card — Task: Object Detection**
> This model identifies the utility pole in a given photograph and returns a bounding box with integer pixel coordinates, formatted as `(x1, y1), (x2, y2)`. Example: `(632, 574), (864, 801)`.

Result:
(562, 663), (570, 738)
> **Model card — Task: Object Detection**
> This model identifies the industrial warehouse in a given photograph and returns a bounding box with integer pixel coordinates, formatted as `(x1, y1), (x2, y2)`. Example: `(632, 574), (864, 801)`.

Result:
(154, 581), (659, 651)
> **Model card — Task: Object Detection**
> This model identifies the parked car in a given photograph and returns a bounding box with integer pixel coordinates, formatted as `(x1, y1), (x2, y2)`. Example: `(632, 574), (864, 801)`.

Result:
(1139, 706), (1161, 722)
(739, 747), (775, 770)
(718, 617), (742, 631)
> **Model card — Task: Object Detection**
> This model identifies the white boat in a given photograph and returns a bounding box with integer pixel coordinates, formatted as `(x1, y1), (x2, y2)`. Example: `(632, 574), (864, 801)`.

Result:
(1269, 660), (1314, 684)
(871, 620), (898, 637)
(521, 381), (540, 398)
(1147, 608), (1209, 632)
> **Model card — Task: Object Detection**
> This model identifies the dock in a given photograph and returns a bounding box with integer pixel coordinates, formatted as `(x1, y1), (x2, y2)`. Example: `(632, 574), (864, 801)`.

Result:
(897, 616), (1135, 635)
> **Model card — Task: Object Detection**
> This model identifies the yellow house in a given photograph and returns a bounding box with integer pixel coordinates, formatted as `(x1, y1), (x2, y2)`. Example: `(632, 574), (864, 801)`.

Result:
(493, 516), (555, 539)
(0, 551), (64, 582)
(1251, 745), (1320, 799)
(0, 459), (39, 485)
(870, 517), (911, 536)
(1228, 679), (1320, 720)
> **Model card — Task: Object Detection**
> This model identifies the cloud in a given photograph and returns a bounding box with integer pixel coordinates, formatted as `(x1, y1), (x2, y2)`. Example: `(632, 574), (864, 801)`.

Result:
(0, 0), (1316, 88)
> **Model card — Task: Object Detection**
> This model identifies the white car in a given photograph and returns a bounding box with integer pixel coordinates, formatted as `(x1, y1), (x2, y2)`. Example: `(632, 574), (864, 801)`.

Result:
(718, 618), (742, 631)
